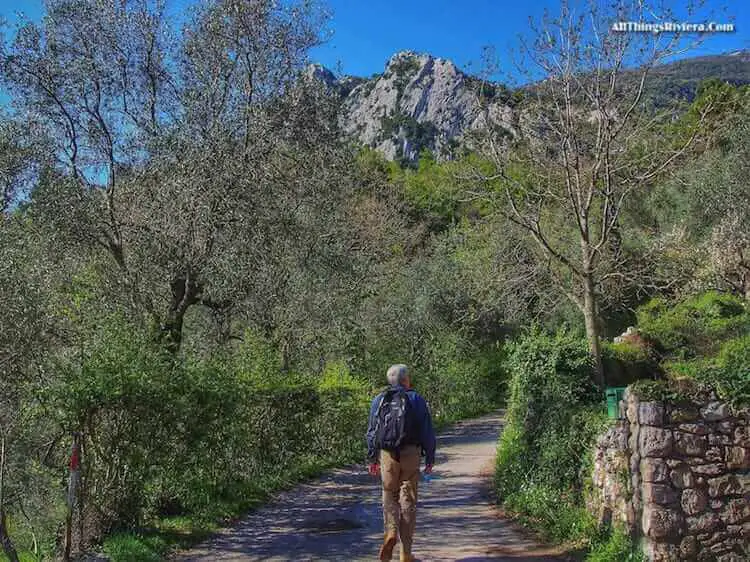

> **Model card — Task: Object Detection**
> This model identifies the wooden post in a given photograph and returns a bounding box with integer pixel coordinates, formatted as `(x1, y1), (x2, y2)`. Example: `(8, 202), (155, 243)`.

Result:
(63, 433), (81, 562)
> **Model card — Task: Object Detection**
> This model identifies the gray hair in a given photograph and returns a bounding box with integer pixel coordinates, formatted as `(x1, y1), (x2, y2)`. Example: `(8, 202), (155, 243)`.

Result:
(386, 364), (409, 386)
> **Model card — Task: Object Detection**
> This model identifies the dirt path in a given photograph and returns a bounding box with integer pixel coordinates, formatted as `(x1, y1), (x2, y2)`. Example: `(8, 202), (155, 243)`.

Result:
(175, 412), (579, 562)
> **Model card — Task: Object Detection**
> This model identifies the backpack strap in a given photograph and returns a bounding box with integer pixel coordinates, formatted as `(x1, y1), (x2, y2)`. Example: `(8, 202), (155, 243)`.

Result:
(372, 391), (387, 432)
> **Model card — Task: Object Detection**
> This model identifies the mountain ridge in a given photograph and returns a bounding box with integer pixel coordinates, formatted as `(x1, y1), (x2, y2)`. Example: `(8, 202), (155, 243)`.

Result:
(311, 49), (750, 162)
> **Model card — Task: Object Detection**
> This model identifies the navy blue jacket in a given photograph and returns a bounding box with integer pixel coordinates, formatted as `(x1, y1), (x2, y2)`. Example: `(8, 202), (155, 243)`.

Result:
(366, 385), (436, 465)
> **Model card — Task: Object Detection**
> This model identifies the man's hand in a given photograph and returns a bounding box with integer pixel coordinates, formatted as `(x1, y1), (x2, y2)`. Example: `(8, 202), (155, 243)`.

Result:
(423, 464), (433, 475)
(368, 463), (380, 476)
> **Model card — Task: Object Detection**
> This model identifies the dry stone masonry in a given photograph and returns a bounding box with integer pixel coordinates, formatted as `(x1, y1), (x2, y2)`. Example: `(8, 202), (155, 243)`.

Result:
(590, 388), (750, 561)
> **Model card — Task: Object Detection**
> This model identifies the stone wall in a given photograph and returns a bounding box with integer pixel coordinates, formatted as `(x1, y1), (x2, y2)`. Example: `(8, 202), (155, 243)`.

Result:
(589, 389), (750, 561)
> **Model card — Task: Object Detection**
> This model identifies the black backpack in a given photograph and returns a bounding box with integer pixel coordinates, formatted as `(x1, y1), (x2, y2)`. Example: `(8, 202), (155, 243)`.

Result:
(374, 387), (417, 451)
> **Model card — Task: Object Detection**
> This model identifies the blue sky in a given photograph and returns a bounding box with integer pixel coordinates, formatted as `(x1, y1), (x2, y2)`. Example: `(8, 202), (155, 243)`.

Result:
(3, 0), (749, 82)
(312, 0), (748, 80)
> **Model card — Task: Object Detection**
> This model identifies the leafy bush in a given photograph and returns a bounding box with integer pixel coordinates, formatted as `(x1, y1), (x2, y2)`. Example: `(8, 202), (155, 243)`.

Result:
(636, 292), (750, 359)
(39, 317), (375, 548)
(0, 552), (40, 562)
(355, 326), (506, 428)
(504, 483), (598, 543)
(633, 292), (750, 404)
(602, 340), (660, 386)
(419, 331), (505, 423)
(496, 329), (607, 544)
(102, 533), (167, 562)
(586, 527), (645, 562)
(701, 335), (750, 404)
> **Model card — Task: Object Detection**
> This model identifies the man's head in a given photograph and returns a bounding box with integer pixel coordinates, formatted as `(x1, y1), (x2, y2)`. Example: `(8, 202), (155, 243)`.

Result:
(386, 364), (410, 388)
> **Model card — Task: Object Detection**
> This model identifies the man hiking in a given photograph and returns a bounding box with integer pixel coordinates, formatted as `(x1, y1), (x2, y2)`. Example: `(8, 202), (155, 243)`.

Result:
(366, 364), (436, 562)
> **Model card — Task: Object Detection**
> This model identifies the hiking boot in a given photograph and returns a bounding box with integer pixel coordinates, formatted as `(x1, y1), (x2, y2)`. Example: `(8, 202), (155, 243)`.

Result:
(399, 554), (413, 562)
(379, 531), (398, 561)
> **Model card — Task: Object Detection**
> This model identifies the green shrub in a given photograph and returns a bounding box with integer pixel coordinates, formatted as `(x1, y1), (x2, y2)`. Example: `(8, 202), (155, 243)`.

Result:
(499, 329), (599, 490)
(44, 316), (376, 543)
(663, 358), (710, 380)
(633, 293), (750, 404)
(536, 406), (609, 491)
(496, 329), (607, 544)
(637, 292), (750, 359)
(602, 340), (659, 389)
(419, 331), (505, 424)
(102, 533), (166, 562)
(702, 335), (750, 404)
(0, 553), (40, 562)
(503, 484), (598, 543)
(586, 527), (645, 562)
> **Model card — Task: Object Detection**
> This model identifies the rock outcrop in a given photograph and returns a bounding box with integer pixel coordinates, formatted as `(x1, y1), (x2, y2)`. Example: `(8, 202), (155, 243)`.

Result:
(308, 50), (750, 163)
(311, 51), (517, 161)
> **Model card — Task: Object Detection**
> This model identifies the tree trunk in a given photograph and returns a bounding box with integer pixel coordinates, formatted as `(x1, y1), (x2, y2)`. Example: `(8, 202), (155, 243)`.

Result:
(582, 272), (605, 389)
(0, 435), (19, 562)
(159, 276), (200, 353)
(160, 313), (185, 354)
(0, 509), (20, 562)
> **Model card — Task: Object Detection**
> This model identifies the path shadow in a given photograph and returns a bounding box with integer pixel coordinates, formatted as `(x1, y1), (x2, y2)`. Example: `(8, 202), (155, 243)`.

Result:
(436, 414), (506, 449)
(176, 412), (578, 562)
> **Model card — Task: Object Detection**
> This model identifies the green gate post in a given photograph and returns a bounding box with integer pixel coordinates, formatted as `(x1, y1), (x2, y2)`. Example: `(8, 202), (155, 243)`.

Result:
(605, 387), (627, 419)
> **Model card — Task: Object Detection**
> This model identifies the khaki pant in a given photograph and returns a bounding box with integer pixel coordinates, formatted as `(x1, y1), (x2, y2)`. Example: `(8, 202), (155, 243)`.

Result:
(380, 444), (420, 559)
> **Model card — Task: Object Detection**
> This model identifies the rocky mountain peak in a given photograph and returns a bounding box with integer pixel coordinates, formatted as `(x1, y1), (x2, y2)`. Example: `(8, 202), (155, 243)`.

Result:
(305, 63), (338, 87)
(336, 50), (513, 162)
(309, 49), (750, 163)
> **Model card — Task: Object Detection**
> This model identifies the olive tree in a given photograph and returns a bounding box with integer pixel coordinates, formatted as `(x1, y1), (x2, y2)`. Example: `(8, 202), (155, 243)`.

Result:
(469, 0), (715, 385)
(1, 0), (356, 354)
(0, 215), (56, 562)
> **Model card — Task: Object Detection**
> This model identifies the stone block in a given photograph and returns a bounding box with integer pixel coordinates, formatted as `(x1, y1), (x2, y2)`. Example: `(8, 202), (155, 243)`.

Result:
(726, 446), (750, 470)
(691, 463), (726, 476)
(679, 422), (710, 435)
(717, 554), (745, 562)
(671, 464), (696, 489)
(705, 446), (724, 463)
(644, 542), (679, 562)
(727, 524), (749, 537)
(643, 482), (679, 506)
(686, 511), (721, 534)
(643, 505), (684, 539)
(709, 433), (731, 446)
(709, 542), (734, 556)
(734, 424), (749, 445)
(639, 401), (665, 426)
(641, 458), (669, 483)
(717, 420), (734, 435)
(682, 488), (709, 516)
(708, 474), (750, 497)
(670, 406), (701, 423)
(702, 401), (730, 421)
(680, 535), (698, 558)
(643, 541), (680, 562)
(604, 468), (631, 500)
(626, 391), (639, 423)
(703, 530), (729, 546)
(721, 498), (750, 525)
(639, 426), (673, 457)
(675, 431), (709, 456)
(612, 421), (630, 449)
